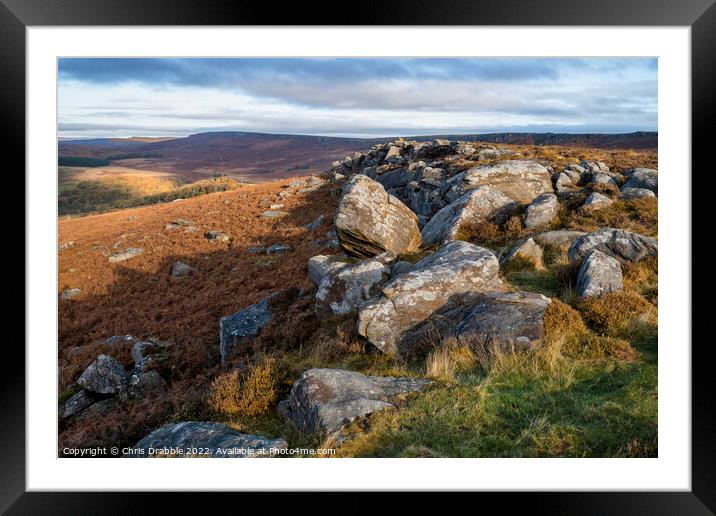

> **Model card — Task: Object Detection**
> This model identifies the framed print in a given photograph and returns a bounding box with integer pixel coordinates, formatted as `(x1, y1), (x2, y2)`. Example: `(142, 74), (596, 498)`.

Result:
(5, 0), (713, 511)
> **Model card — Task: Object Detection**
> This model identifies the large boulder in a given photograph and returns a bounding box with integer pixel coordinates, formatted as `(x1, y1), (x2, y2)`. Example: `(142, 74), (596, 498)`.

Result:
(523, 193), (560, 229)
(568, 228), (658, 264)
(454, 291), (551, 352)
(622, 168), (657, 194)
(129, 422), (287, 458)
(77, 354), (128, 395)
(315, 252), (394, 318)
(278, 368), (431, 436)
(420, 186), (517, 247)
(220, 297), (273, 365)
(441, 160), (553, 205)
(357, 241), (502, 355)
(335, 175), (421, 258)
(576, 249), (623, 298)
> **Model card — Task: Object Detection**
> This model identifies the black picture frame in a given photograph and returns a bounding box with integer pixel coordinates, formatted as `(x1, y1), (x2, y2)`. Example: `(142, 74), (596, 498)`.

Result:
(4, 0), (712, 512)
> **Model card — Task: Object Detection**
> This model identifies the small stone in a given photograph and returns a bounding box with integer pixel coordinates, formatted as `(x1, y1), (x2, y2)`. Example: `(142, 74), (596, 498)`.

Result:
(108, 248), (144, 263)
(60, 288), (81, 300)
(205, 231), (231, 242)
(266, 244), (292, 255)
(260, 210), (289, 219)
(170, 261), (196, 277)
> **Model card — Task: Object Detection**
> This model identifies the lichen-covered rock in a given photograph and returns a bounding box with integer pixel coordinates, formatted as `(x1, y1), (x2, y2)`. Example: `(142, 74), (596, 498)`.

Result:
(335, 175), (421, 258)
(278, 368), (431, 435)
(621, 187), (656, 200)
(129, 422), (287, 458)
(523, 193), (559, 229)
(77, 354), (128, 394)
(121, 370), (168, 401)
(553, 172), (575, 192)
(582, 191), (613, 210)
(441, 160), (553, 205)
(568, 227), (658, 264)
(501, 237), (544, 270)
(622, 168), (657, 194)
(590, 173), (617, 186)
(315, 252), (394, 318)
(454, 291), (551, 352)
(307, 255), (350, 285)
(108, 247), (144, 263)
(59, 389), (94, 419)
(421, 186), (517, 247)
(220, 297), (273, 364)
(357, 241), (502, 355)
(576, 249), (623, 298)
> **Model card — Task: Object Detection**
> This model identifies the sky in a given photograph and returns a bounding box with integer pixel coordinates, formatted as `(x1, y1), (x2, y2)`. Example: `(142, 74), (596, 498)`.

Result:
(58, 57), (658, 139)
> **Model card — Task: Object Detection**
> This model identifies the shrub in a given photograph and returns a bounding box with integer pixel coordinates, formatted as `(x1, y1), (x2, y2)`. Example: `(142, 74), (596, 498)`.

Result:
(208, 358), (278, 418)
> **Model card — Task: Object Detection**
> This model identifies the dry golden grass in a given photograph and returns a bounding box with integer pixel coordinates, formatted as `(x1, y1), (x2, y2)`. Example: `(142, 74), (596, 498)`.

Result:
(208, 358), (279, 418)
(425, 342), (477, 382)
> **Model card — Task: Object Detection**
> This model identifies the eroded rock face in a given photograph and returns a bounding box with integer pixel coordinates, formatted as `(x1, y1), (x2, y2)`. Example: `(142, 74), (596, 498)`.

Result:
(420, 186), (517, 247)
(220, 297), (273, 364)
(568, 228), (658, 264)
(441, 160), (553, 205)
(129, 422), (287, 458)
(357, 241), (502, 355)
(576, 249), (623, 298)
(307, 255), (350, 285)
(278, 368), (431, 435)
(335, 175), (421, 258)
(523, 193), (560, 229)
(315, 252), (394, 318)
(622, 168), (657, 194)
(454, 291), (551, 352)
(77, 354), (128, 394)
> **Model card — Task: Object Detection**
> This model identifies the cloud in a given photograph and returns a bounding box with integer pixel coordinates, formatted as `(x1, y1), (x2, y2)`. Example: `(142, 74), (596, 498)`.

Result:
(58, 57), (657, 138)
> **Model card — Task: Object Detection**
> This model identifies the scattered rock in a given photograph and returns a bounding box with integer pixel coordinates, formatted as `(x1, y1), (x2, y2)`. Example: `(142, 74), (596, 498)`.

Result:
(59, 389), (93, 419)
(58, 241), (75, 251)
(108, 247), (144, 263)
(131, 340), (168, 372)
(278, 368), (431, 436)
(315, 252), (394, 318)
(122, 370), (168, 401)
(77, 354), (128, 395)
(523, 193), (560, 229)
(170, 261), (196, 277)
(335, 174), (421, 258)
(590, 173), (617, 186)
(421, 186), (517, 247)
(247, 246), (266, 254)
(266, 244), (292, 255)
(568, 228), (658, 264)
(205, 231), (231, 242)
(582, 191), (614, 210)
(261, 210), (289, 219)
(307, 254), (349, 285)
(60, 288), (81, 300)
(622, 168), (657, 194)
(576, 249), (623, 298)
(501, 238), (544, 270)
(129, 422), (287, 458)
(357, 241), (502, 355)
(220, 297), (273, 364)
(454, 291), (551, 352)
(269, 204), (285, 210)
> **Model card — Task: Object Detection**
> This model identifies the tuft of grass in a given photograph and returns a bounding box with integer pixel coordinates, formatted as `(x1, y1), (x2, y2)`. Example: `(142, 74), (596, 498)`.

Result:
(208, 358), (279, 418)
(425, 343), (477, 382)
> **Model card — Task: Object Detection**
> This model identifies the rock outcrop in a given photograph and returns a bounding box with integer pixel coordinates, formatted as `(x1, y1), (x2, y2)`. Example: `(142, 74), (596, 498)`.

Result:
(357, 241), (502, 355)
(129, 422), (287, 458)
(278, 368), (431, 436)
(568, 228), (658, 264)
(335, 175), (421, 258)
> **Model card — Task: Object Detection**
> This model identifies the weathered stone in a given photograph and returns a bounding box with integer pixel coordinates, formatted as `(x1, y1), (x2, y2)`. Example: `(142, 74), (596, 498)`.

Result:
(622, 168), (657, 194)
(278, 368), (431, 436)
(523, 193), (560, 229)
(621, 187), (656, 200)
(335, 175), (421, 258)
(129, 422), (287, 458)
(576, 249), (623, 298)
(568, 228), (658, 264)
(421, 186), (517, 247)
(170, 261), (196, 277)
(59, 389), (93, 419)
(220, 297), (272, 364)
(266, 244), (292, 255)
(122, 370), (168, 400)
(60, 288), (81, 300)
(307, 255), (350, 285)
(501, 238), (544, 270)
(260, 210), (289, 219)
(532, 230), (587, 249)
(553, 172), (575, 192)
(454, 291), (551, 352)
(357, 241), (502, 355)
(391, 260), (415, 277)
(247, 246), (266, 254)
(108, 247), (144, 263)
(77, 354), (128, 394)
(442, 160), (553, 205)
(305, 215), (325, 231)
(59, 241), (75, 251)
(131, 340), (167, 371)
(582, 191), (613, 210)
(205, 231), (231, 242)
(590, 173), (617, 186)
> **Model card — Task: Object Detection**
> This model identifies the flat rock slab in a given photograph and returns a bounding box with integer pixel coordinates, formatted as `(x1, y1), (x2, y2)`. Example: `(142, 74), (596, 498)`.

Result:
(129, 422), (287, 458)
(568, 227), (657, 264)
(576, 249), (623, 297)
(335, 174), (421, 258)
(108, 248), (144, 263)
(59, 389), (94, 419)
(454, 291), (551, 352)
(357, 240), (502, 355)
(279, 368), (431, 435)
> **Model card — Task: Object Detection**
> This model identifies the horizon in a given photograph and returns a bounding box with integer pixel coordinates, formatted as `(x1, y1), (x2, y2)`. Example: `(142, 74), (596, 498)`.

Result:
(58, 58), (658, 139)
